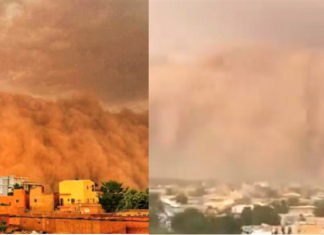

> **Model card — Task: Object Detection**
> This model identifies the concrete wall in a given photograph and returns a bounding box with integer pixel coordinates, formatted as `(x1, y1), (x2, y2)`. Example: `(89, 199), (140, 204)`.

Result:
(0, 206), (25, 215)
(70, 203), (104, 214)
(15, 214), (148, 234)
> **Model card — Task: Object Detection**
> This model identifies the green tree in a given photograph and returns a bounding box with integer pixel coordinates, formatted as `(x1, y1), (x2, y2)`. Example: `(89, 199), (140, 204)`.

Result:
(100, 181), (127, 194)
(117, 189), (149, 210)
(314, 201), (324, 217)
(271, 200), (289, 214)
(150, 193), (164, 211)
(149, 210), (160, 228)
(287, 197), (299, 206)
(171, 208), (210, 234)
(0, 221), (7, 233)
(252, 205), (281, 226)
(241, 207), (253, 225)
(175, 193), (188, 205)
(171, 209), (241, 234)
(13, 183), (23, 190)
(134, 190), (149, 209)
(212, 216), (242, 234)
(99, 180), (127, 212)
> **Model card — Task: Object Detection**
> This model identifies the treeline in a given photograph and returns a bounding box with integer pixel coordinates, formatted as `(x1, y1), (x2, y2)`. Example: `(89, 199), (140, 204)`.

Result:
(99, 180), (149, 212)
(149, 191), (324, 233)
(150, 205), (281, 234)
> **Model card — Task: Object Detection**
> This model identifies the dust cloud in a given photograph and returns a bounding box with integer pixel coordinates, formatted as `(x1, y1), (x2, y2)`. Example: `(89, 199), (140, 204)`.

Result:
(149, 0), (324, 182)
(0, 0), (148, 190)
(0, 93), (148, 191)
(150, 45), (324, 183)
(0, 0), (148, 110)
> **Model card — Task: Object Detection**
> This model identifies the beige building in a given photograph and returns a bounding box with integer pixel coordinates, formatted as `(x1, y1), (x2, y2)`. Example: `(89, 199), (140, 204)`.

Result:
(29, 186), (59, 213)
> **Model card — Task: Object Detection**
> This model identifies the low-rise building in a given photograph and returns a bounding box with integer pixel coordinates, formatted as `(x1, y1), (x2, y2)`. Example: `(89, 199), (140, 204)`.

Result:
(0, 176), (28, 196)
(289, 205), (315, 217)
(0, 189), (28, 214)
(58, 179), (100, 213)
(29, 186), (59, 213)
(59, 179), (98, 205)
(0, 176), (42, 196)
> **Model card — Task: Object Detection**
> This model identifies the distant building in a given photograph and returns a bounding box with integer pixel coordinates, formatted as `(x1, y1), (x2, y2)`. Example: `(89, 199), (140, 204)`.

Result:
(311, 193), (324, 204)
(0, 176), (28, 195)
(281, 192), (302, 199)
(289, 205), (315, 217)
(58, 179), (99, 212)
(0, 176), (42, 196)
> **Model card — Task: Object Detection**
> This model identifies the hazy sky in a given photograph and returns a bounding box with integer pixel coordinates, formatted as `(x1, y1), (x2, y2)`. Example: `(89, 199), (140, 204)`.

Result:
(150, 0), (324, 58)
(0, 0), (148, 111)
(149, 0), (324, 182)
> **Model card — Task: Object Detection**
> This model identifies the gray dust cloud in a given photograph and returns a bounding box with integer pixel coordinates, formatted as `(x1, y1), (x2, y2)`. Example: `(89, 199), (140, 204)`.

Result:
(149, 0), (324, 183)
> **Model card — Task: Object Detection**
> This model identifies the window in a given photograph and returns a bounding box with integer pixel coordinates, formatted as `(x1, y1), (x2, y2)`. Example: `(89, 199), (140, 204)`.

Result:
(68, 199), (70, 202)
(87, 186), (89, 190)
(16, 200), (19, 203)
(34, 199), (37, 203)
(87, 198), (89, 203)
(93, 198), (95, 203)
(71, 199), (75, 204)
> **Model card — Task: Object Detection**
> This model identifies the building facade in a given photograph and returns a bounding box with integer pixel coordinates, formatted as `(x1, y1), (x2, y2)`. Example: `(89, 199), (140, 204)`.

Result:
(59, 179), (98, 206)
(0, 189), (29, 214)
(0, 176), (42, 196)
(29, 186), (59, 213)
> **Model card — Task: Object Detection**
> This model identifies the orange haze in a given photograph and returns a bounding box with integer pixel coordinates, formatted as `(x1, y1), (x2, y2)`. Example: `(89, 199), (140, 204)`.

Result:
(0, 92), (148, 191)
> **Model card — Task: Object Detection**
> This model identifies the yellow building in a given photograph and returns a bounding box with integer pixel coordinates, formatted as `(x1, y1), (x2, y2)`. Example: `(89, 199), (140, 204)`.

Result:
(59, 179), (98, 207)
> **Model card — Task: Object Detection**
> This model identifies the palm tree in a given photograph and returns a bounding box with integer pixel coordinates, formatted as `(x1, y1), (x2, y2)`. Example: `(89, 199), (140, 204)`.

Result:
(99, 180), (128, 212)
(100, 180), (128, 194)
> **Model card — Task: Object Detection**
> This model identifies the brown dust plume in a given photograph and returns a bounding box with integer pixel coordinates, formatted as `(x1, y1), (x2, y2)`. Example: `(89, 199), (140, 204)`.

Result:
(0, 0), (148, 110)
(0, 92), (148, 191)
